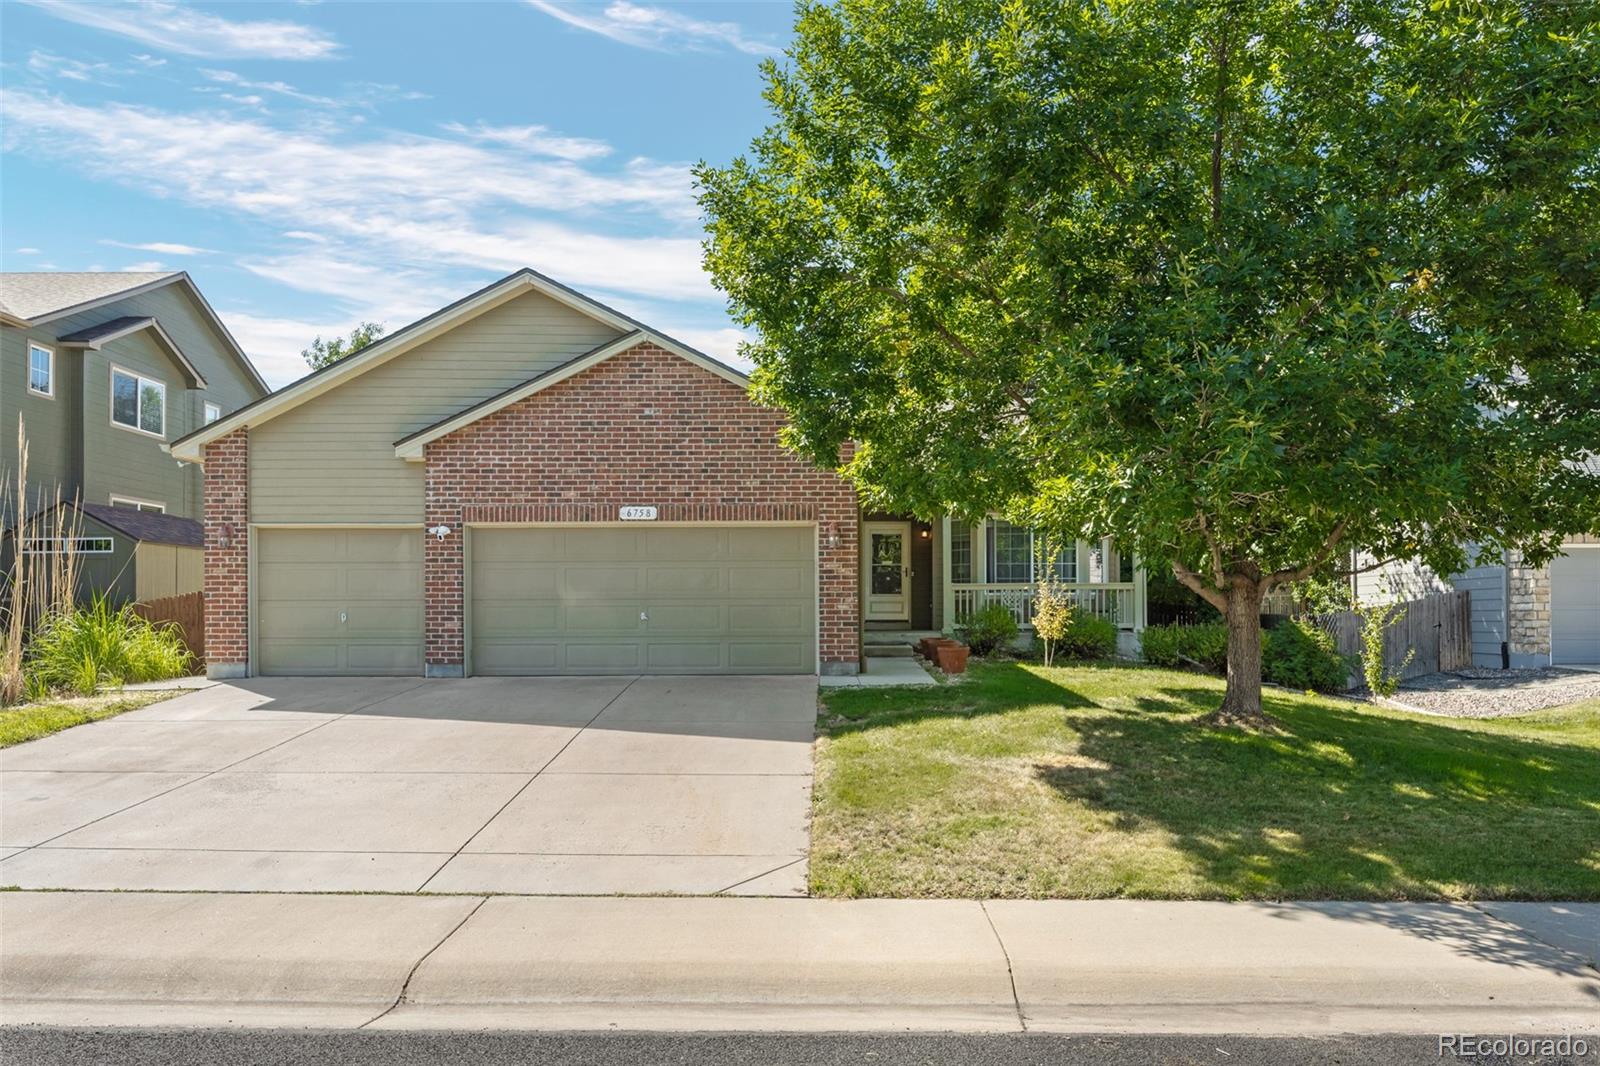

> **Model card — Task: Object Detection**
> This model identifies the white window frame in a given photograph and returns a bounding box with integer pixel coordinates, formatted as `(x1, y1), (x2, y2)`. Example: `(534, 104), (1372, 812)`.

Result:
(109, 493), (166, 514)
(203, 400), (222, 425)
(27, 342), (54, 398)
(109, 364), (166, 438)
(24, 536), (114, 555)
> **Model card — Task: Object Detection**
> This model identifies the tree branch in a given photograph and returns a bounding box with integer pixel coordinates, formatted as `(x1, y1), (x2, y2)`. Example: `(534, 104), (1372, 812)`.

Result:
(1261, 519), (1350, 591)
(1210, 13), (1234, 229)
(1171, 558), (1228, 612)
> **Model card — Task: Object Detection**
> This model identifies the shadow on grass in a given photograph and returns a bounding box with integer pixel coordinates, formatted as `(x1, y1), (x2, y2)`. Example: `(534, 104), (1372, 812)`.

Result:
(822, 661), (1600, 974)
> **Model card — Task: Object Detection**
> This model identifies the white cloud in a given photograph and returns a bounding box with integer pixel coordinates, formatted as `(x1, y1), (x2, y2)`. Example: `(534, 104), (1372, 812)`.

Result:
(15, 247), (42, 255)
(23, 1), (340, 60)
(27, 50), (114, 83)
(121, 260), (165, 271)
(527, 1), (777, 56)
(1, 89), (712, 303)
(281, 230), (327, 243)
(218, 310), (356, 387)
(101, 239), (211, 255)
(199, 69), (340, 108)
(442, 122), (612, 162)
(664, 326), (753, 369)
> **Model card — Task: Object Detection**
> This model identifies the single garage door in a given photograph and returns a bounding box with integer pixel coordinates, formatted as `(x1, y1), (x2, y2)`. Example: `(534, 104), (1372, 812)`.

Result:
(1550, 549), (1600, 665)
(470, 525), (815, 675)
(255, 528), (424, 675)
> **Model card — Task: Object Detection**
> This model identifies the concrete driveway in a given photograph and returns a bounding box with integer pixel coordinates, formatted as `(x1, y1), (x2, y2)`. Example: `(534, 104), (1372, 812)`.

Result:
(0, 676), (816, 896)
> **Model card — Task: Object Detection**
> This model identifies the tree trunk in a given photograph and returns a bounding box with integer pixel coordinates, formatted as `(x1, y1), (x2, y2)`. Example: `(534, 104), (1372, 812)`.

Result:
(1207, 575), (1271, 727)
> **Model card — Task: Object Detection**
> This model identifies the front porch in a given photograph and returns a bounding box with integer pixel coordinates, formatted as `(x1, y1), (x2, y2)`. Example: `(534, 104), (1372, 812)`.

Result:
(857, 514), (1147, 647)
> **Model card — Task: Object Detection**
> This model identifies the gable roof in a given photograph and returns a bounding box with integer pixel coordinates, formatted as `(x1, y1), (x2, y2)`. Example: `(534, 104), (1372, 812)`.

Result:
(57, 316), (207, 387)
(0, 271), (269, 395)
(78, 503), (204, 548)
(392, 329), (748, 461)
(169, 267), (748, 464)
(0, 272), (177, 323)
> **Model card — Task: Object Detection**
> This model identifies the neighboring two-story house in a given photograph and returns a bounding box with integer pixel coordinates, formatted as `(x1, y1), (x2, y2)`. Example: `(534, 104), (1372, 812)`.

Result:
(1, 272), (269, 603)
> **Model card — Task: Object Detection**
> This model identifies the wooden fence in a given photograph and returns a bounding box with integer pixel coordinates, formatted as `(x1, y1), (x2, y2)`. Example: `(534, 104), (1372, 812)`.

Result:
(1312, 590), (1471, 689)
(133, 591), (205, 668)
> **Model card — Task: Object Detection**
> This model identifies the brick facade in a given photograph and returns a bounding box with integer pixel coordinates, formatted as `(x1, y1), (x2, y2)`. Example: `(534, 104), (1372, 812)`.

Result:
(202, 428), (249, 678)
(423, 342), (860, 674)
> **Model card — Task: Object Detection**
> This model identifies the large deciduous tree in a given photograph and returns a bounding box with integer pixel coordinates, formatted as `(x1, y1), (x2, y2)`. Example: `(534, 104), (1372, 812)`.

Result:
(697, 0), (1600, 724)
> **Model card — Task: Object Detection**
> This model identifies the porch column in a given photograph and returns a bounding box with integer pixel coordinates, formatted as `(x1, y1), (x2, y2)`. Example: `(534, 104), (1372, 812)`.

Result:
(940, 514), (955, 633)
(974, 518), (989, 583)
(1133, 553), (1148, 633)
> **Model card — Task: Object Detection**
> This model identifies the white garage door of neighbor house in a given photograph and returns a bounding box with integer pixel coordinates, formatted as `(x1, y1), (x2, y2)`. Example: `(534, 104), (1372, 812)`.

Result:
(469, 525), (816, 675)
(1550, 549), (1600, 666)
(255, 528), (424, 676)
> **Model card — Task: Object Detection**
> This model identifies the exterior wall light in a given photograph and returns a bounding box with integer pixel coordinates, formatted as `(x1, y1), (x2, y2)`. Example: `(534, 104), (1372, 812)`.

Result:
(824, 524), (840, 549)
(429, 524), (452, 541)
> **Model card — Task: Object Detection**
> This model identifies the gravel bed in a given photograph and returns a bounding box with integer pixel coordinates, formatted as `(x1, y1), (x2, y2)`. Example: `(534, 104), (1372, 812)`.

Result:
(1384, 667), (1600, 718)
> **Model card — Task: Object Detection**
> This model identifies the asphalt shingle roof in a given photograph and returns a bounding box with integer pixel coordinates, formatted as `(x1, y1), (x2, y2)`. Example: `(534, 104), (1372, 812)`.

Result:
(0, 272), (178, 322)
(79, 503), (204, 548)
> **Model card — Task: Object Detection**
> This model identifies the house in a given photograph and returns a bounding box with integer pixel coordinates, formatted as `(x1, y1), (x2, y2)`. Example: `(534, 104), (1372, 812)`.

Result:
(1353, 533), (1600, 669)
(170, 268), (1144, 680)
(15, 502), (206, 606)
(1, 272), (270, 600)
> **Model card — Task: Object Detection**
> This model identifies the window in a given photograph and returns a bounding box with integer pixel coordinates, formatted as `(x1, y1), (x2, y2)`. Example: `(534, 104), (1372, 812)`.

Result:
(109, 495), (165, 513)
(949, 523), (972, 584)
(111, 367), (165, 436)
(987, 520), (1032, 582)
(28, 343), (53, 397)
(1051, 542), (1079, 583)
(203, 401), (222, 425)
(24, 536), (113, 554)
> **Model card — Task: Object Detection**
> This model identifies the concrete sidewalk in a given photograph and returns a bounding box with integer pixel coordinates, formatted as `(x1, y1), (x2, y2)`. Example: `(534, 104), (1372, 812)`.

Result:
(1, 893), (1595, 1034)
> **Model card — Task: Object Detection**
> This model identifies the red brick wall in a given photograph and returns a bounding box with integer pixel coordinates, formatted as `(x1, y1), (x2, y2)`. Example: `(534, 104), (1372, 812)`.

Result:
(424, 342), (860, 673)
(202, 428), (249, 674)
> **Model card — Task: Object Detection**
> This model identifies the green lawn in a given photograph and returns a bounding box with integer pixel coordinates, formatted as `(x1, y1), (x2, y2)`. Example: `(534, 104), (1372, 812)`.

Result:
(813, 662), (1600, 900)
(0, 690), (176, 748)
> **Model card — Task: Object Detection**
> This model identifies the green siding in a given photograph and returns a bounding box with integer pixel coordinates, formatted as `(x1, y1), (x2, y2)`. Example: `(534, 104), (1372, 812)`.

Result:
(249, 290), (622, 524)
(1, 280), (265, 527)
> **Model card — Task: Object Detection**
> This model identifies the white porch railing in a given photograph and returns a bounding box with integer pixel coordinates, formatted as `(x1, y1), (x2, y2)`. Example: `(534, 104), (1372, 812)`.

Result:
(951, 583), (1136, 629)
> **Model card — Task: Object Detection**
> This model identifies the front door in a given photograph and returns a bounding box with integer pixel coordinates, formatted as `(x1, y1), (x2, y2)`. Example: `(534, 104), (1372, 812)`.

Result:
(862, 522), (911, 622)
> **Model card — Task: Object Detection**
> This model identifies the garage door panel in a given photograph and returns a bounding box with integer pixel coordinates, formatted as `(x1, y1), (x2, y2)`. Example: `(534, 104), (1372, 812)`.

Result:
(470, 525), (814, 675)
(643, 528), (726, 559)
(476, 603), (561, 631)
(729, 602), (807, 633)
(1551, 550), (1600, 665)
(646, 643), (723, 670)
(729, 565), (806, 596)
(473, 563), (559, 599)
(565, 643), (642, 670)
(566, 604), (647, 632)
(565, 567), (642, 597)
(564, 528), (639, 560)
(256, 529), (423, 677)
(646, 566), (723, 593)
(729, 642), (807, 672)
(474, 642), (559, 673)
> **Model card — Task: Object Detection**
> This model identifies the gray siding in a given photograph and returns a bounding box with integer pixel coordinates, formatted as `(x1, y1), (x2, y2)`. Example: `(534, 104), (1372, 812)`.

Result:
(1357, 547), (1507, 669)
(250, 290), (622, 524)
(2, 280), (264, 526)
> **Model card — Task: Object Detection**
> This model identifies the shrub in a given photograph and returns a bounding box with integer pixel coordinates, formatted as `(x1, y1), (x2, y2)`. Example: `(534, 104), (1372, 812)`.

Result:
(1050, 608), (1119, 660)
(1356, 600), (1415, 696)
(1263, 619), (1349, 693)
(1141, 622), (1229, 672)
(24, 597), (193, 697)
(959, 602), (1020, 657)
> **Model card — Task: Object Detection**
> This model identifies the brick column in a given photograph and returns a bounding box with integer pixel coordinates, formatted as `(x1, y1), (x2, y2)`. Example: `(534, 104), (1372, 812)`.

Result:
(423, 446), (465, 676)
(202, 429), (249, 678)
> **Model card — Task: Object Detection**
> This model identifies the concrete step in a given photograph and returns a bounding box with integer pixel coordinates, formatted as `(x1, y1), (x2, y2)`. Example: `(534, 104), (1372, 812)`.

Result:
(862, 643), (917, 658)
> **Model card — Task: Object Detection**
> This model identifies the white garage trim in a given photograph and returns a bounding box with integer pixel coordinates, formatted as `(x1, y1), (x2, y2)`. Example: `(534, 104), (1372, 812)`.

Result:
(463, 521), (820, 677)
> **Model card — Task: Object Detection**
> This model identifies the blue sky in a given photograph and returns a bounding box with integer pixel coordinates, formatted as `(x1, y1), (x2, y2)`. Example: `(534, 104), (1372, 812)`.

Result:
(1, 1), (795, 386)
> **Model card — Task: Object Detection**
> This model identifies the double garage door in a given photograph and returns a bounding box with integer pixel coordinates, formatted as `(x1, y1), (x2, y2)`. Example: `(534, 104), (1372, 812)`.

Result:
(253, 525), (815, 676)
